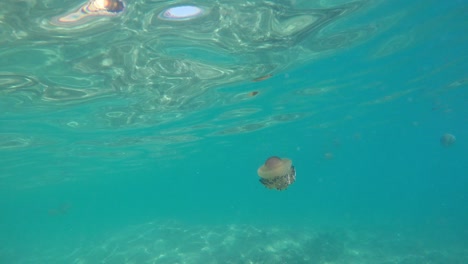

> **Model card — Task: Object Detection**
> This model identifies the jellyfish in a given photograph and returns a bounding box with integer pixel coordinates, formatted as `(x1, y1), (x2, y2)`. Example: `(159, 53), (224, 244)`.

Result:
(257, 156), (296, 190)
(440, 133), (456, 147)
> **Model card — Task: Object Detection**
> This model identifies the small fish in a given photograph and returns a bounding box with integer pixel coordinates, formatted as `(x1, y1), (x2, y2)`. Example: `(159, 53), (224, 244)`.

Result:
(248, 91), (259, 97)
(252, 74), (272, 82)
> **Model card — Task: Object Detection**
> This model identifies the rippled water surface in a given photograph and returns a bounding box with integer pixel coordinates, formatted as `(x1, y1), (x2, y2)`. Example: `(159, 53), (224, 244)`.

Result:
(1, 0), (467, 263)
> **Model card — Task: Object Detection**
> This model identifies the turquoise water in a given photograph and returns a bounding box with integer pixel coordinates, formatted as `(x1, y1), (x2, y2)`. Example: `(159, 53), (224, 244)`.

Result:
(1, 0), (467, 263)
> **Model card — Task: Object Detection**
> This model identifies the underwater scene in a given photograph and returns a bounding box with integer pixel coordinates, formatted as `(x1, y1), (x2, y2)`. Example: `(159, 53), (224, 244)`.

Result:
(0, 0), (467, 263)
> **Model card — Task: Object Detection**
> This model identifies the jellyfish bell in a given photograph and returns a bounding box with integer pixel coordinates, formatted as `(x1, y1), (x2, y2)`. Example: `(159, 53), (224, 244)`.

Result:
(258, 156), (289, 179)
(440, 133), (456, 147)
(257, 156), (296, 191)
(265, 156), (283, 168)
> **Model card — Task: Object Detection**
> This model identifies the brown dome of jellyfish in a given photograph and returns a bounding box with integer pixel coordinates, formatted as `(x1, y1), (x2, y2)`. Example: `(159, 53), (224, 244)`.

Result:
(264, 156), (283, 169)
(257, 156), (296, 191)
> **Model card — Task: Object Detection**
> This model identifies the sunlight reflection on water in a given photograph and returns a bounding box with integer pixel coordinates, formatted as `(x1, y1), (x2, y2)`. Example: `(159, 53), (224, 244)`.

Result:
(0, 0), (377, 131)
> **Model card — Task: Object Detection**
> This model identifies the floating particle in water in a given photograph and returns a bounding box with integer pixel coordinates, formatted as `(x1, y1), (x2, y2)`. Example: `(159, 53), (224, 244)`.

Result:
(353, 133), (362, 140)
(48, 203), (71, 216)
(257, 156), (296, 191)
(158, 5), (206, 21)
(440, 133), (456, 147)
(324, 152), (334, 160)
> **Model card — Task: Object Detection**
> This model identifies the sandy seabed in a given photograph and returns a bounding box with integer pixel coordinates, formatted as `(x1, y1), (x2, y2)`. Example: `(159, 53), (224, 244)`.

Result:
(5, 220), (468, 264)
